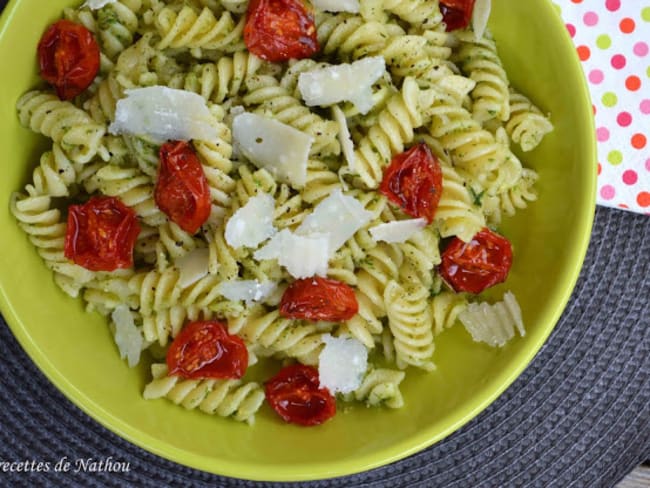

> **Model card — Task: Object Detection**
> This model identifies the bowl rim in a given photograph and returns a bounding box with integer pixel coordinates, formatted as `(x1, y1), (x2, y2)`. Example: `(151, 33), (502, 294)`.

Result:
(0, 0), (597, 481)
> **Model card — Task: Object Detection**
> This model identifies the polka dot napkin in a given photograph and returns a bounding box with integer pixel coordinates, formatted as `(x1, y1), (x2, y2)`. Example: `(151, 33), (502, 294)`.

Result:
(554, 1), (650, 214)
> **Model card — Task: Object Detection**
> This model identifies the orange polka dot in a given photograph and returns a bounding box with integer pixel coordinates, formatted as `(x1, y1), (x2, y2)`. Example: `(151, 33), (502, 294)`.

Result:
(626, 75), (641, 91)
(619, 204), (629, 209)
(620, 18), (635, 33)
(632, 133), (647, 149)
(637, 191), (650, 207)
(597, 163), (602, 175)
(571, 0), (582, 3)
(577, 45), (591, 61)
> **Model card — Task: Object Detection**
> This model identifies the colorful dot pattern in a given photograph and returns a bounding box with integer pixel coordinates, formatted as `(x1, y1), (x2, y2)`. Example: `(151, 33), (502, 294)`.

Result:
(556, 1), (650, 214)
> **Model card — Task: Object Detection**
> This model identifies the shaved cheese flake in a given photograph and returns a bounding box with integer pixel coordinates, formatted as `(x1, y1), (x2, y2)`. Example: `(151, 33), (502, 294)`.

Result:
(369, 218), (427, 243)
(298, 57), (386, 114)
(175, 248), (210, 288)
(218, 280), (278, 305)
(472, 0), (492, 40)
(232, 113), (312, 188)
(83, 0), (117, 8)
(459, 292), (525, 348)
(109, 86), (216, 143)
(318, 335), (368, 394)
(332, 105), (356, 172)
(254, 229), (330, 279)
(112, 305), (143, 368)
(297, 189), (373, 256)
(225, 193), (276, 249)
(312, 0), (359, 13)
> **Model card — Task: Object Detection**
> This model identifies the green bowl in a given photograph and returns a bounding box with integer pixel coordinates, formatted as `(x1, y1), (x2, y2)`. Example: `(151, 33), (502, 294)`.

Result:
(0, 0), (596, 482)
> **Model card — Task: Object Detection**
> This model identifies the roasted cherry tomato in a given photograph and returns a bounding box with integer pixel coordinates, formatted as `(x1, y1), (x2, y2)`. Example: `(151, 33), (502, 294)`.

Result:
(279, 277), (358, 322)
(244, 0), (319, 62)
(167, 321), (248, 380)
(64, 196), (141, 272)
(440, 0), (476, 31)
(155, 141), (211, 235)
(439, 228), (513, 294)
(379, 143), (443, 223)
(37, 19), (100, 100)
(265, 364), (336, 426)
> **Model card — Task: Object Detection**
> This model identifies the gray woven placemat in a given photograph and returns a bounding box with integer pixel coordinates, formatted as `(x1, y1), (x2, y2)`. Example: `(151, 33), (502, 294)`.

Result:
(0, 206), (648, 488)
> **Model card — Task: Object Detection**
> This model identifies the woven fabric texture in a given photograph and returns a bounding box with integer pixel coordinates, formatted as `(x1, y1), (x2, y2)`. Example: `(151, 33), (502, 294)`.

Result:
(0, 207), (648, 488)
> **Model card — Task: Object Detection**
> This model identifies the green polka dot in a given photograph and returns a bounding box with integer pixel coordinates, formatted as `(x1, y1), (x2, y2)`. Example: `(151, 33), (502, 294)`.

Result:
(602, 92), (618, 107)
(642, 7), (650, 22)
(647, 66), (650, 78)
(607, 150), (623, 166)
(596, 34), (611, 50)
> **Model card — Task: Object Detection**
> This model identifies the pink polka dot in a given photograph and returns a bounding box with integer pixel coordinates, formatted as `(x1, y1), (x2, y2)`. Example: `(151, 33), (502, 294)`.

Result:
(596, 127), (610, 142)
(634, 42), (649, 57)
(622, 170), (638, 185)
(589, 69), (604, 84)
(640, 100), (650, 114)
(600, 185), (616, 200)
(617, 112), (633, 127)
(645, 159), (650, 172)
(583, 11), (599, 26)
(605, 0), (620, 12)
(566, 23), (576, 37)
(611, 54), (627, 69)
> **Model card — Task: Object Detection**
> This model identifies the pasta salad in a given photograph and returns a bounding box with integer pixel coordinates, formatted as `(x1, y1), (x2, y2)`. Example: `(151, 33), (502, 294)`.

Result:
(11, 0), (553, 426)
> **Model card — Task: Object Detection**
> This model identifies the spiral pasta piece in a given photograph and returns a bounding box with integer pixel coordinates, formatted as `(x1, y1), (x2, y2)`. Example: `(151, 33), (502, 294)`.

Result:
(228, 309), (326, 365)
(316, 13), (397, 61)
(397, 224), (441, 288)
(28, 144), (76, 198)
(83, 271), (138, 315)
(383, 0), (442, 29)
(143, 363), (265, 424)
(17, 91), (106, 164)
(340, 289), (383, 349)
(10, 192), (95, 297)
(301, 159), (342, 205)
(351, 368), (406, 408)
(129, 267), (182, 315)
(353, 77), (424, 189)
(426, 78), (522, 193)
(155, 6), (244, 51)
(356, 242), (403, 318)
(243, 76), (341, 157)
(454, 31), (510, 123)
(178, 51), (266, 104)
(156, 222), (202, 264)
(506, 89), (554, 152)
(384, 279), (435, 371)
(431, 291), (468, 336)
(89, 165), (167, 227)
(141, 304), (213, 346)
(434, 162), (486, 242)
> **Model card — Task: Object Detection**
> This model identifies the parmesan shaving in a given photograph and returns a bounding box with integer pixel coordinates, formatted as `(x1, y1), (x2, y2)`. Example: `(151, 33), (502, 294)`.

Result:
(318, 335), (368, 394)
(369, 219), (428, 243)
(109, 86), (217, 142)
(225, 193), (277, 249)
(254, 229), (330, 279)
(297, 189), (373, 256)
(298, 57), (386, 114)
(232, 113), (312, 188)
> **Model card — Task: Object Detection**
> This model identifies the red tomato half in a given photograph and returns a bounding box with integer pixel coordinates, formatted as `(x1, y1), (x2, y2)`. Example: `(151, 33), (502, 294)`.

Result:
(440, 0), (476, 31)
(379, 143), (443, 223)
(64, 196), (141, 272)
(37, 19), (100, 100)
(167, 321), (248, 380)
(265, 364), (336, 426)
(279, 277), (358, 322)
(439, 228), (513, 294)
(155, 141), (211, 235)
(244, 0), (319, 62)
